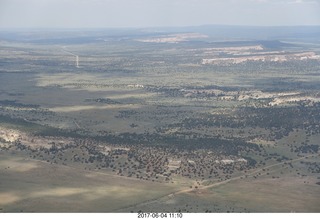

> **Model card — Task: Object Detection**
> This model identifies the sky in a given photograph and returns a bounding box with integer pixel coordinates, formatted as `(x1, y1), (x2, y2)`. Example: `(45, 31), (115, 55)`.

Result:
(0, 0), (319, 28)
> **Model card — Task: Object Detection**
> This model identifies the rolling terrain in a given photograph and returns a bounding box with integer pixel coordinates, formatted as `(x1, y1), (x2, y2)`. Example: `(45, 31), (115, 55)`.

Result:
(0, 26), (320, 212)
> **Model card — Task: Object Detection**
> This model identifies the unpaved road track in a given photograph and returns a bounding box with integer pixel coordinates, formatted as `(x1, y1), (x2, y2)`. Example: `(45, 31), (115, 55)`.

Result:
(117, 153), (319, 211)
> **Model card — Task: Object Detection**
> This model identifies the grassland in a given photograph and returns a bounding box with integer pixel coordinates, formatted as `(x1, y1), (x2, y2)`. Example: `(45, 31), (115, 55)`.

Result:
(0, 28), (320, 212)
(0, 152), (179, 212)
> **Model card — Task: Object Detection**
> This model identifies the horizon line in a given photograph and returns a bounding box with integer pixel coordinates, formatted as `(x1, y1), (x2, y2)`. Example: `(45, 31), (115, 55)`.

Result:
(1, 24), (320, 31)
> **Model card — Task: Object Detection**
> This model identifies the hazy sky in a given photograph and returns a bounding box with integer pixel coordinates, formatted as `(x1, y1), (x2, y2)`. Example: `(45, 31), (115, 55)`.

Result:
(0, 0), (319, 28)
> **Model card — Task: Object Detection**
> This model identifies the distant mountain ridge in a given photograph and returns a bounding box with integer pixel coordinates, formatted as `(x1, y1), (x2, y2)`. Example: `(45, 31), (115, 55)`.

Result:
(1, 25), (319, 44)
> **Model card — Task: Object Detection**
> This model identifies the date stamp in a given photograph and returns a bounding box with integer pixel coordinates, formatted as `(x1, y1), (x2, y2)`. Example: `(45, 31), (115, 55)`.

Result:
(137, 213), (183, 218)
